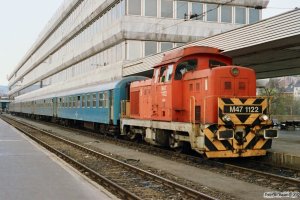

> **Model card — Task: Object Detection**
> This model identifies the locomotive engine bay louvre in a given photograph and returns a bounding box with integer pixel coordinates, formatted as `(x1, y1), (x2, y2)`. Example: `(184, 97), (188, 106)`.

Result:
(121, 46), (277, 158)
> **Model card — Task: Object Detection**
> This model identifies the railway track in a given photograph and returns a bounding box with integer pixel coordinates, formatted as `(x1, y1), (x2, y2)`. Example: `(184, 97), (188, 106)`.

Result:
(34, 116), (300, 191)
(1, 115), (217, 200)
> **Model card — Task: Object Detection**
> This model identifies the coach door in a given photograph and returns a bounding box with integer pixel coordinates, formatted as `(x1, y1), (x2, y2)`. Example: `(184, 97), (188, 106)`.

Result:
(53, 98), (58, 117)
(109, 90), (114, 123)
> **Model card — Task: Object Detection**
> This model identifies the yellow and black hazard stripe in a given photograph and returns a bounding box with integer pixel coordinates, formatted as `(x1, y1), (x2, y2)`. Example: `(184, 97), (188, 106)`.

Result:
(204, 124), (272, 154)
(218, 98), (268, 126)
(204, 125), (233, 151)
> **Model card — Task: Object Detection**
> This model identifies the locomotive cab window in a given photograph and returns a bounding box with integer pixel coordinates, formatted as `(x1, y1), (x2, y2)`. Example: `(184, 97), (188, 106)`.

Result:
(154, 68), (160, 83)
(166, 64), (173, 82)
(159, 64), (173, 83)
(159, 66), (167, 82)
(175, 59), (197, 80)
(209, 60), (227, 68)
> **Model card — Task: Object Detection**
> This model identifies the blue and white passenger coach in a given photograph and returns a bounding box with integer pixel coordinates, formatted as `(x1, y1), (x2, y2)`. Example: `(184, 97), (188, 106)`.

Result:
(10, 76), (146, 132)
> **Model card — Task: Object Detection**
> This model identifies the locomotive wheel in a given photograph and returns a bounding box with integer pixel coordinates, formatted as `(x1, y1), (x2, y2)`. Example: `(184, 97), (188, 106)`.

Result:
(173, 142), (191, 154)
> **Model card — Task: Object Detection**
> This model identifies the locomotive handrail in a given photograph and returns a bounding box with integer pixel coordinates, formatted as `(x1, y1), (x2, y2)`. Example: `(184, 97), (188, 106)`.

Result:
(190, 96), (196, 125)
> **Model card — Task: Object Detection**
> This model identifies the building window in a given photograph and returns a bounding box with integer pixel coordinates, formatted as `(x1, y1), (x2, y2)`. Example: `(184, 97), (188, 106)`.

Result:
(176, 1), (188, 19)
(249, 8), (259, 24)
(145, 41), (157, 56)
(127, 40), (142, 60)
(191, 2), (203, 20)
(128, 0), (141, 15)
(235, 7), (246, 24)
(207, 4), (218, 22)
(161, 0), (173, 18)
(161, 42), (173, 52)
(145, 0), (157, 17)
(221, 5), (232, 23)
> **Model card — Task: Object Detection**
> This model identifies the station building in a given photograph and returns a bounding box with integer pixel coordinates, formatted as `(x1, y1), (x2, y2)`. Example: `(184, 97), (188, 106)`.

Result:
(8, 0), (269, 101)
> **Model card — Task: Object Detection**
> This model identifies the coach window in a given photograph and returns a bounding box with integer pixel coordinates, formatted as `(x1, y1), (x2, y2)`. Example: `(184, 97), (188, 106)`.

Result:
(104, 91), (108, 108)
(99, 92), (104, 107)
(92, 93), (96, 108)
(73, 96), (76, 107)
(99, 91), (108, 108)
(174, 59), (197, 80)
(69, 97), (72, 108)
(82, 95), (85, 108)
(87, 94), (91, 107)
(77, 96), (80, 108)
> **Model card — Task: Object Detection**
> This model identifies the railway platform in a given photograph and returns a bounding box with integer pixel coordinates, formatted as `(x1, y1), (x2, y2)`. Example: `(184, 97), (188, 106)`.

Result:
(0, 118), (116, 200)
(265, 130), (300, 169)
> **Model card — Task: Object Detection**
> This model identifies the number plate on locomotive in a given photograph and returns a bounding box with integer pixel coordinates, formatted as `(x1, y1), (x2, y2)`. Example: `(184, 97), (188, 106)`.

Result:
(224, 105), (262, 113)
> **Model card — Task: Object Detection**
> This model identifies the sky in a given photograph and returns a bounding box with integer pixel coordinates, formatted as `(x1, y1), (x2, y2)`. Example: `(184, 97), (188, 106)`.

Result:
(0, 0), (300, 86)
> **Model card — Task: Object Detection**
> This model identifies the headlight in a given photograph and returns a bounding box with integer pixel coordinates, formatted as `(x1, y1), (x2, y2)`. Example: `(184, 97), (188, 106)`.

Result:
(222, 114), (231, 122)
(231, 67), (239, 76)
(259, 114), (269, 121)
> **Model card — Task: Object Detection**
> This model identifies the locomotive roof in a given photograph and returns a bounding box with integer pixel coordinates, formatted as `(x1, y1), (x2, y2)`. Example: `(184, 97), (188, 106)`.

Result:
(154, 46), (223, 67)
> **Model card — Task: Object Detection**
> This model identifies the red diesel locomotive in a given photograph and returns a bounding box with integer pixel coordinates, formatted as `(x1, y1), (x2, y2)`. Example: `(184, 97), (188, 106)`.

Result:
(121, 46), (277, 158)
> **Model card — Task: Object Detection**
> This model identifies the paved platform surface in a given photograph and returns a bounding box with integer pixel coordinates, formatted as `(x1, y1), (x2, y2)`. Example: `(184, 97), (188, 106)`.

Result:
(0, 118), (116, 200)
(266, 130), (300, 169)
(5, 115), (274, 200)
(270, 130), (300, 156)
